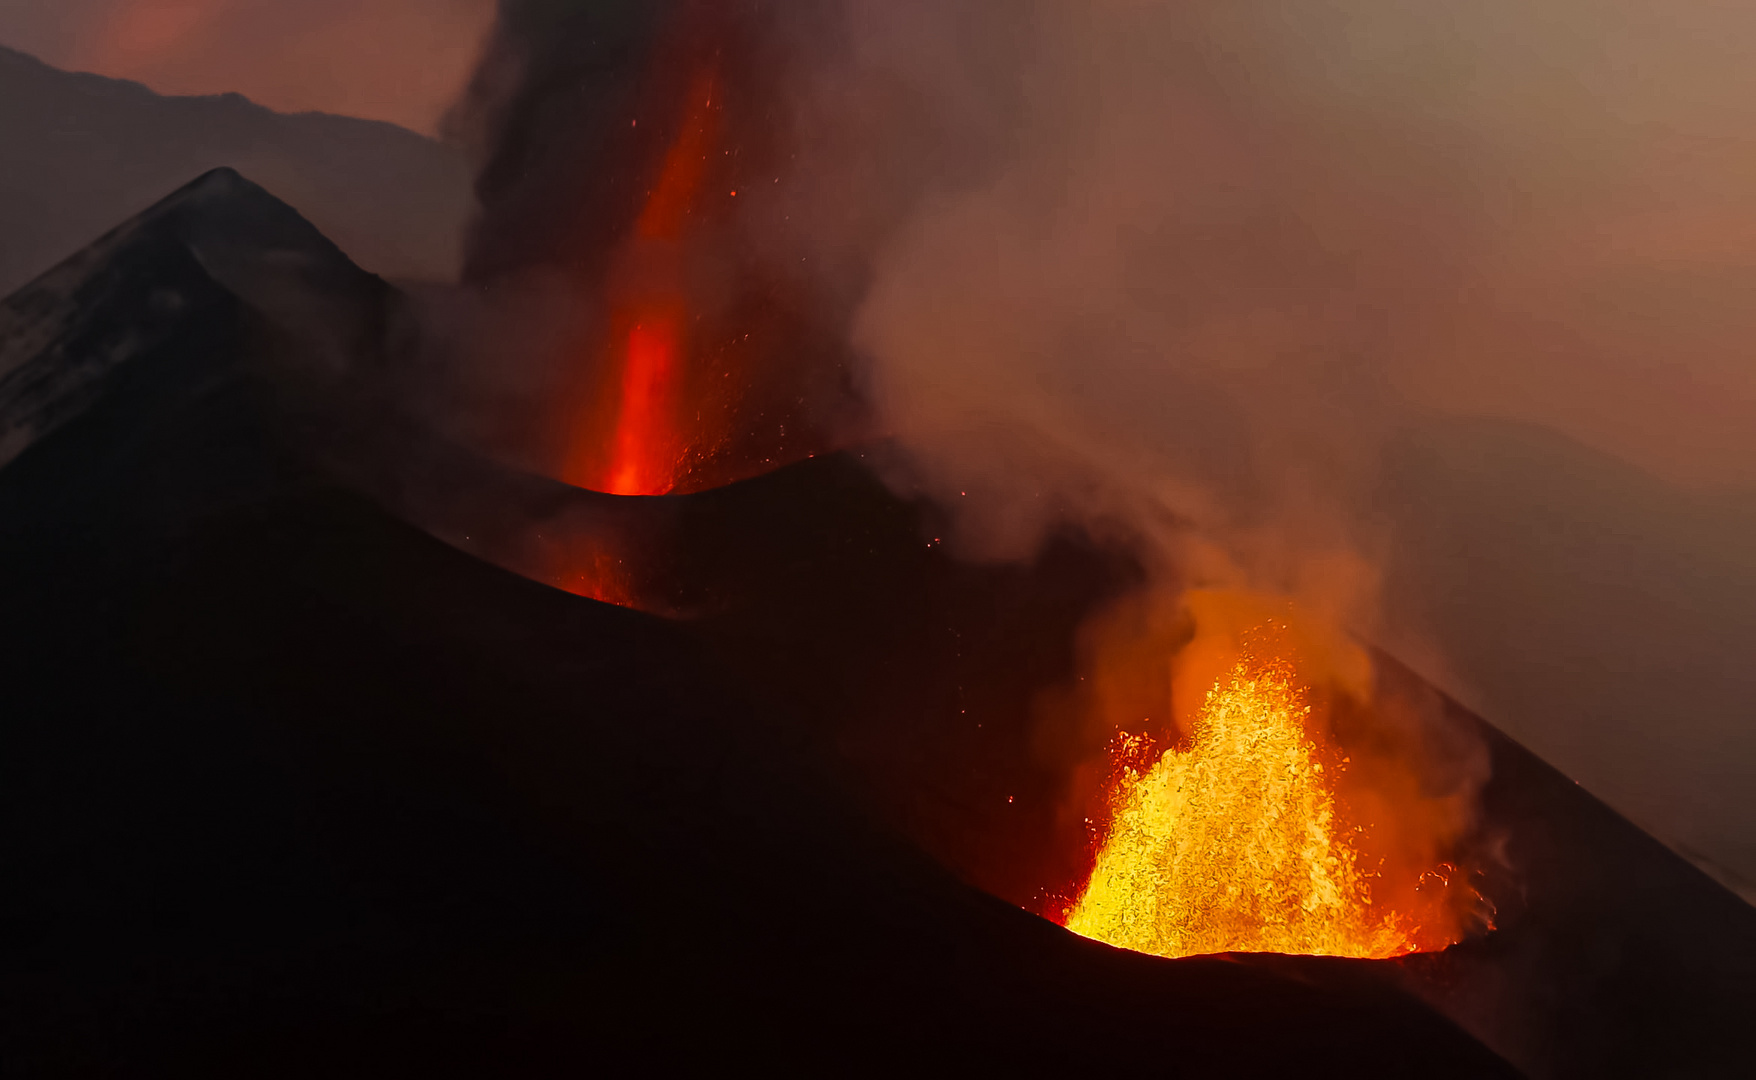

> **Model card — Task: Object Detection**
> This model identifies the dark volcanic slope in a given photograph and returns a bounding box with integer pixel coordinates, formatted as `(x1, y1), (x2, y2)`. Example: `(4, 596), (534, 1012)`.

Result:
(0, 179), (1523, 1075)
(1371, 653), (1756, 1079)
(0, 45), (470, 296)
(1380, 416), (1756, 904)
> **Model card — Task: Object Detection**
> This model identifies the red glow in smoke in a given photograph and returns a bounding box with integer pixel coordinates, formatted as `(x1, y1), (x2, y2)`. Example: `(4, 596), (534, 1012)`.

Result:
(576, 68), (722, 497)
(634, 71), (718, 244)
(83, 0), (234, 70)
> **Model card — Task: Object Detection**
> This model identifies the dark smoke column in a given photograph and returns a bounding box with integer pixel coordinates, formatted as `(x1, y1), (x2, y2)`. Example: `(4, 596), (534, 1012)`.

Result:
(441, 0), (1020, 494)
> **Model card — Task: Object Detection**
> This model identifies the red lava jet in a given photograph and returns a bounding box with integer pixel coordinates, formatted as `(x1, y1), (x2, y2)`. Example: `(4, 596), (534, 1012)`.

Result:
(564, 66), (724, 498)
(545, 7), (855, 510)
(525, 11), (864, 612)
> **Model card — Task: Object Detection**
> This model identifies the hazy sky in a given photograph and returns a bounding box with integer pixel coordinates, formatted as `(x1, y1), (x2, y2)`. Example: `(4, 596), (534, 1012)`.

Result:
(0, 0), (494, 134)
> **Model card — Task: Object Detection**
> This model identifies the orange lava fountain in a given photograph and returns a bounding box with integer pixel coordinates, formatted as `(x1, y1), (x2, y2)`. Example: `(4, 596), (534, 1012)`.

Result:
(1065, 642), (1449, 959)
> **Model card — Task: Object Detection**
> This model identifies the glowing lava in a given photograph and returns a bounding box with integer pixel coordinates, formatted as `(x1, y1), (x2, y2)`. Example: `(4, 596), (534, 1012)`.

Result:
(1065, 650), (1423, 959)
(550, 9), (860, 501)
(569, 67), (723, 496)
(604, 309), (685, 496)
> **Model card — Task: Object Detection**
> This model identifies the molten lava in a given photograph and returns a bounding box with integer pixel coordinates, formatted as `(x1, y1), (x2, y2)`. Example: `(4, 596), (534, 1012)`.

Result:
(1065, 648), (1436, 959)
(604, 309), (686, 497)
(567, 67), (724, 496)
(545, 6), (866, 503)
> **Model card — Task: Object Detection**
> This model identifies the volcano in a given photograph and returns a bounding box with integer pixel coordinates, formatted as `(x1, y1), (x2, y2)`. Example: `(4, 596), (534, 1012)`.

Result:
(1, 172), (1751, 1077)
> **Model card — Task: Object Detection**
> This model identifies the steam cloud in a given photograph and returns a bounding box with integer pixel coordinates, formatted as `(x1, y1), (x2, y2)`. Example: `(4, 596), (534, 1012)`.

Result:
(447, 1), (1756, 892)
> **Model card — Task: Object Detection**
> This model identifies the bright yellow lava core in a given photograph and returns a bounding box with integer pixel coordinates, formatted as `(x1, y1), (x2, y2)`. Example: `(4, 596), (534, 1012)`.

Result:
(1065, 654), (1413, 959)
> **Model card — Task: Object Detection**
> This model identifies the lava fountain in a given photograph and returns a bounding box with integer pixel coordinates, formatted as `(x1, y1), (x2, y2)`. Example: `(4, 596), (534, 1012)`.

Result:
(547, 6), (865, 502)
(1071, 651), (1413, 958)
(1058, 598), (1486, 960)
(564, 65), (723, 497)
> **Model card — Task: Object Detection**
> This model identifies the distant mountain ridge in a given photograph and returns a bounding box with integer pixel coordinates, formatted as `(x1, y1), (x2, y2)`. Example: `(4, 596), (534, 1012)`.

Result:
(0, 166), (386, 475)
(0, 45), (471, 297)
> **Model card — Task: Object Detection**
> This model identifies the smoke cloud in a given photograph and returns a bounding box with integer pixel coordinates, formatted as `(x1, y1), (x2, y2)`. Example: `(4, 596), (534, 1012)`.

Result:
(852, 0), (1756, 577)
(447, 1), (1756, 892)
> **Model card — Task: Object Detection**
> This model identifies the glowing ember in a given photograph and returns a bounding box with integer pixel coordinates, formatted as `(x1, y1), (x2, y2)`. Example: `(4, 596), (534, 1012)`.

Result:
(555, 547), (640, 609)
(1065, 648), (1425, 959)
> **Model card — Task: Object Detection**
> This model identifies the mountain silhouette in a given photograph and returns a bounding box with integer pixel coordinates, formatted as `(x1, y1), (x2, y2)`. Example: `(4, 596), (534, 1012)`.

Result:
(0, 46), (470, 298)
